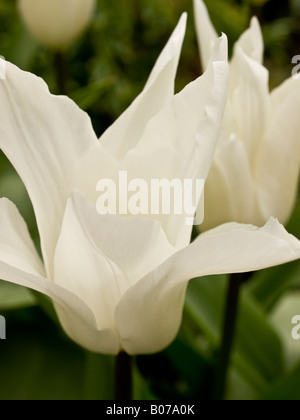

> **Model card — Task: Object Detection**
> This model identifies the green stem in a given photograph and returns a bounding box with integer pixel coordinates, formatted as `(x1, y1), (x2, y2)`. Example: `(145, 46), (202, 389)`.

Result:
(115, 352), (133, 400)
(215, 272), (244, 400)
(54, 51), (68, 95)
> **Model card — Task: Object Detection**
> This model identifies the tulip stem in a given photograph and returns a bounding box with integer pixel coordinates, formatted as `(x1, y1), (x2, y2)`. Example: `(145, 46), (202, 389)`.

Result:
(54, 51), (68, 95)
(115, 352), (133, 400)
(215, 272), (245, 400)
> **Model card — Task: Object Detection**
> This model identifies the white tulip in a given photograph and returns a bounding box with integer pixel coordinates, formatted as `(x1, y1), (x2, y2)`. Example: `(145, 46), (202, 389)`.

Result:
(0, 15), (299, 355)
(194, 0), (300, 231)
(18, 0), (96, 50)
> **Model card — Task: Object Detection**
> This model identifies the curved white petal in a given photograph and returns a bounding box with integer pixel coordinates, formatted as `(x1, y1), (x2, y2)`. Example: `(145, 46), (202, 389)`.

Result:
(229, 17), (264, 99)
(0, 62), (98, 278)
(54, 192), (175, 344)
(230, 47), (269, 166)
(116, 219), (300, 355)
(72, 141), (119, 204)
(54, 195), (127, 332)
(201, 134), (262, 231)
(121, 35), (228, 248)
(0, 198), (120, 354)
(100, 14), (187, 161)
(0, 198), (45, 277)
(256, 83), (300, 224)
(194, 0), (219, 70)
(270, 75), (300, 114)
(232, 17), (263, 64)
(71, 192), (175, 285)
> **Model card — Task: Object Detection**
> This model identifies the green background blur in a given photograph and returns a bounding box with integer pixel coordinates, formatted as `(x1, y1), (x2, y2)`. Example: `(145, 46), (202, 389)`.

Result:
(0, 0), (299, 400)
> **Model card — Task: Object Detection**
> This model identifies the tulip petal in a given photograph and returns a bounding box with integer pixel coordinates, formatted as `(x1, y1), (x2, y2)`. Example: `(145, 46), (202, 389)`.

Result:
(71, 192), (175, 285)
(54, 196), (126, 332)
(0, 61), (98, 278)
(230, 47), (269, 166)
(0, 198), (120, 354)
(270, 76), (300, 111)
(201, 134), (263, 231)
(256, 81), (300, 224)
(116, 219), (300, 355)
(229, 17), (264, 97)
(232, 17), (263, 65)
(120, 36), (228, 248)
(193, 0), (219, 70)
(54, 192), (174, 333)
(100, 14), (187, 160)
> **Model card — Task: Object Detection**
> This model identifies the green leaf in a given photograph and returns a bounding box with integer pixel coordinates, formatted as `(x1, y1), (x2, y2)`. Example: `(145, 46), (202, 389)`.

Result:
(133, 362), (159, 400)
(284, 196), (300, 239)
(226, 369), (259, 401)
(185, 275), (227, 343)
(70, 77), (116, 111)
(30, 290), (59, 325)
(262, 362), (300, 400)
(246, 260), (300, 312)
(233, 289), (284, 384)
(83, 352), (115, 400)
(0, 307), (86, 400)
(185, 275), (284, 394)
(136, 333), (214, 400)
(246, 198), (300, 311)
(164, 335), (214, 399)
(0, 280), (36, 311)
(268, 291), (300, 370)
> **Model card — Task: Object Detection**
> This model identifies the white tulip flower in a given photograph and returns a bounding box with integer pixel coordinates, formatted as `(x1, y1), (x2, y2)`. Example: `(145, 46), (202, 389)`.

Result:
(194, 0), (300, 231)
(18, 0), (96, 50)
(0, 15), (299, 355)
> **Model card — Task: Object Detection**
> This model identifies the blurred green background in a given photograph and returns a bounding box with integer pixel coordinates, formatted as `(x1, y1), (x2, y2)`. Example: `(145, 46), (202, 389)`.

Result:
(0, 0), (299, 400)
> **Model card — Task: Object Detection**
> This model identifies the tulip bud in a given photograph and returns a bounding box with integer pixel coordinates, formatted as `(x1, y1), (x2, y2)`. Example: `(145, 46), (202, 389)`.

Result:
(18, 0), (96, 50)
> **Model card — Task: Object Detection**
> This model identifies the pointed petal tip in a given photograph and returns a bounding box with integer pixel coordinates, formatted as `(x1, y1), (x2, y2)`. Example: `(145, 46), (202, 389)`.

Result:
(218, 33), (229, 57)
(263, 218), (300, 253)
(250, 16), (261, 30)
(207, 33), (228, 71)
(172, 12), (187, 44)
(180, 11), (188, 24)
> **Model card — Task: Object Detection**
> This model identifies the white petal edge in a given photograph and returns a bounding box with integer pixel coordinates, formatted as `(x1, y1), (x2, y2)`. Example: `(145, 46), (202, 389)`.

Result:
(99, 13), (187, 161)
(115, 218), (300, 355)
(256, 82), (300, 224)
(71, 191), (176, 287)
(0, 198), (120, 354)
(194, 0), (219, 70)
(230, 47), (269, 166)
(54, 194), (128, 333)
(201, 134), (262, 231)
(0, 62), (98, 278)
(232, 17), (263, 64)
(120, 35), (228, 249)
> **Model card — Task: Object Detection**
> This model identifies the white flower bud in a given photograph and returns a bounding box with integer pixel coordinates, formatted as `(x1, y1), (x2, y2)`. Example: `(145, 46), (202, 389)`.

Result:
(18, 0), (96, 50)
